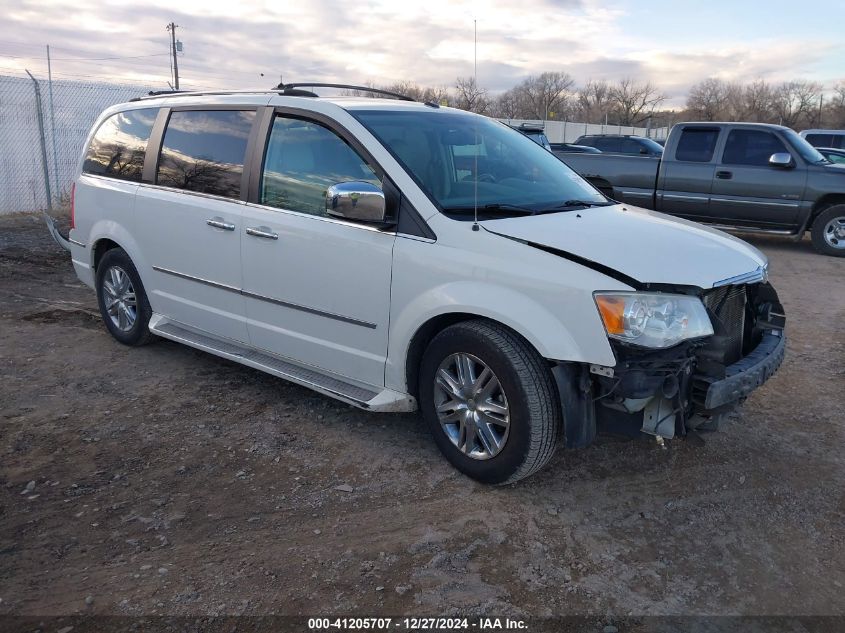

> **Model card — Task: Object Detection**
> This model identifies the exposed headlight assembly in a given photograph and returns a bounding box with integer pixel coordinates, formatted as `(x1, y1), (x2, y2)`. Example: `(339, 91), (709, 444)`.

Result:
(594, 292), (714, 349)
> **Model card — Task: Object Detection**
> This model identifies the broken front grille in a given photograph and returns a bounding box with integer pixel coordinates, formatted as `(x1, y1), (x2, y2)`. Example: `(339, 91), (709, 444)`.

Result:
(702, 285), (747, 365)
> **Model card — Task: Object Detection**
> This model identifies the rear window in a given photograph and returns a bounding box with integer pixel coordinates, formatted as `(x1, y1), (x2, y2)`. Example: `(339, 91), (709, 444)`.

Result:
(675, 128), (719, 162)
(156, 110), (256, 199)
(83, 108), (157, 182)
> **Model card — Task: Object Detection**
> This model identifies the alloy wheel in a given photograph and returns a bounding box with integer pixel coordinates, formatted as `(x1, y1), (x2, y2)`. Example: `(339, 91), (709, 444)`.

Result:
(433, 352), (510, 460)
(101, 265), (137, 332)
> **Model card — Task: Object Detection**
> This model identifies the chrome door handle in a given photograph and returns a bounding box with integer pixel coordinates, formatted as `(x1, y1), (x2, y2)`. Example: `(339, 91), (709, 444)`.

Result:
(246, 227), (279, 240)
(207, 218), (236, 231)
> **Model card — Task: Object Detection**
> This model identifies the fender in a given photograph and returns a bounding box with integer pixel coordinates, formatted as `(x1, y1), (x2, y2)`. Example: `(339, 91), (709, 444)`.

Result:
(87, 220), (151, 273)
(84, 220), (158, 312)
(384, 280), (617, 393)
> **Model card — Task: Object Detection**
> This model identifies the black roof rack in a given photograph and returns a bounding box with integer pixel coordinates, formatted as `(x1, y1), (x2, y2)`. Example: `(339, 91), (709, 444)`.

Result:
(129, 89), (280, 102)
(128, 83), (417, 103)
(274, 82), (415, 102)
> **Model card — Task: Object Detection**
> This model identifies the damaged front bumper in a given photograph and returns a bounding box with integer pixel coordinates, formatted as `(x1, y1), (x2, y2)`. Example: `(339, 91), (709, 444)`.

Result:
(698, 329), (786, 410)
(563, 281), (787, 444)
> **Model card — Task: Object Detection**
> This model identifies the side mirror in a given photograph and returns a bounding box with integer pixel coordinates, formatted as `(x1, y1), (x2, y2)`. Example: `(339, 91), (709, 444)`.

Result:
(326, 181), (387, 223)
(769, 153), (794, 168)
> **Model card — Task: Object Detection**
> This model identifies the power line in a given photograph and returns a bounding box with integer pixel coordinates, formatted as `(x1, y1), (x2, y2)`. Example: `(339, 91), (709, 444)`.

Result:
(0, 52), (170, 61)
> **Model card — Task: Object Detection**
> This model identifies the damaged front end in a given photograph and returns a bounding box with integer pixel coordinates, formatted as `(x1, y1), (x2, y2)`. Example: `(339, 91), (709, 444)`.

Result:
(556, 282), (786, 446)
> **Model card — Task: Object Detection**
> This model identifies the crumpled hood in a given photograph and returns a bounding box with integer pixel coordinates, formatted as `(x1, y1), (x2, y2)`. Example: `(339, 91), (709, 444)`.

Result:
(482, 204), (767, 289)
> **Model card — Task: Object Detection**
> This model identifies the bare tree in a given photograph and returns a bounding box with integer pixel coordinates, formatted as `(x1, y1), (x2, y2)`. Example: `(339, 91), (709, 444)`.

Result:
(575, 80), (611, 123)
(454, 76), (490, 114)
(722, 82), (747, 120)
(772, 80), (822, 127)
(686, 78), (730, 121)
(382, 80), (426, 101)
(421, 85), (451, 106)
(741, 79), (775, 122)
(609, 78), (666, 125)
(518, 71), (575, 120)
(494, 87), (525, 119)
(826, 81), (845, 128)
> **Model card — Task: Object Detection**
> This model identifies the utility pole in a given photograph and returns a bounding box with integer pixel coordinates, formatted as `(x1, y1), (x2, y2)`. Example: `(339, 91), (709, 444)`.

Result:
(167, 22), (180, 90)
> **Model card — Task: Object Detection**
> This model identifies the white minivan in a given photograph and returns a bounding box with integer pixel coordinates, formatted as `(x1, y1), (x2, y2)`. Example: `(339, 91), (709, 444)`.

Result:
(66, 84), (786, 483)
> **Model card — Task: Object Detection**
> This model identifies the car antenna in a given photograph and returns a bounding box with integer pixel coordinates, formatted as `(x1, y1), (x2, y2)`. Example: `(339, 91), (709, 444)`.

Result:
(472, 18), (480, 232)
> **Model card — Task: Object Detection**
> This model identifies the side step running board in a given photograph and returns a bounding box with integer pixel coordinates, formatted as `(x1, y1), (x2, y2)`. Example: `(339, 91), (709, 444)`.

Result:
(148, 316), (416, 413)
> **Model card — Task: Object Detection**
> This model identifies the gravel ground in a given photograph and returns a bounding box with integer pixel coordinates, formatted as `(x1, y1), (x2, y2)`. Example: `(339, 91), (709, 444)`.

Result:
(0, 213), (843, 621)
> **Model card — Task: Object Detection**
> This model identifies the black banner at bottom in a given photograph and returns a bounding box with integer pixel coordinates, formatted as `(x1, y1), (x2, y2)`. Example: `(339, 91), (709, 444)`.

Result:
(0, 616), (842, 633)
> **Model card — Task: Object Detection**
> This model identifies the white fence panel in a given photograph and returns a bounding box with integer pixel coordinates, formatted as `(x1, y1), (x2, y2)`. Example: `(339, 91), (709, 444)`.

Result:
(498, 118), (669, 143)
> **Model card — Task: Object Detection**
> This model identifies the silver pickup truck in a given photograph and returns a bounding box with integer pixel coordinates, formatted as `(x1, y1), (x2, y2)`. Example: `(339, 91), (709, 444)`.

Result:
(557, 122), (845, 256)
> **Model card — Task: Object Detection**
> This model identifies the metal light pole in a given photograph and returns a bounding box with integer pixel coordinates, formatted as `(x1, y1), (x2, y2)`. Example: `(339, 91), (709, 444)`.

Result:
(167, 22), (180, 90)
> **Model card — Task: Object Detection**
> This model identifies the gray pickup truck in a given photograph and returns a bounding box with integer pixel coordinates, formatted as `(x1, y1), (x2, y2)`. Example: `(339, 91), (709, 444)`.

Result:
(558, 122), (845, 256)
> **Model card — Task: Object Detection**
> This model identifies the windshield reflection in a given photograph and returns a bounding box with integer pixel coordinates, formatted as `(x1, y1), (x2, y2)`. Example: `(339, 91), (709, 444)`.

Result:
(351, 109), (607, 219)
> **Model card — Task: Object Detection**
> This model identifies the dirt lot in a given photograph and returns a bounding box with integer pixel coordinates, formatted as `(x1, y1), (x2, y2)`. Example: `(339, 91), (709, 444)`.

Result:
(1, 213), (843, 622)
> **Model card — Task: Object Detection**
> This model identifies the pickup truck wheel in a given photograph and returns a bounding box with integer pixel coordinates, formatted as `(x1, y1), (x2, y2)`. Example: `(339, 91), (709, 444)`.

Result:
(811, 204), (845, 257)
(95, 248), (155, 346)
(419, 320), (560, 484)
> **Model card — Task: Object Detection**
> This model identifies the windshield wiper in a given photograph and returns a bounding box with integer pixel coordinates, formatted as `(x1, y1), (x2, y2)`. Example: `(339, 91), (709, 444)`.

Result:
(442, 203), (536, 217)
(536, 199), (613, 214)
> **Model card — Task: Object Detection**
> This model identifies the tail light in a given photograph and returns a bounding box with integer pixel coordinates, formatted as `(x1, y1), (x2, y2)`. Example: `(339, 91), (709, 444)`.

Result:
(70, 182), (76, 230)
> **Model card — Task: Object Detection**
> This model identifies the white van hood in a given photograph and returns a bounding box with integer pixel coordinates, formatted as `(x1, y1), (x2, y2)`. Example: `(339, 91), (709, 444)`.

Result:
(482, 204), (768, 289)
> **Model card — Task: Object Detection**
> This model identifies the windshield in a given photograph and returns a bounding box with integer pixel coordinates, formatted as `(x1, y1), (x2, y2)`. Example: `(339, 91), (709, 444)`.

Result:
(782, 129), (827, 163)
(639, 137), (665, 154)
(351, 109), (608, 218)
(524, 131), (552, 151)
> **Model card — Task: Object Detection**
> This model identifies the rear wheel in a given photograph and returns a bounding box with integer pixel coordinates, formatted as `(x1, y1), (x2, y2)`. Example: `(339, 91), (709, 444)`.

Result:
(810, 204), (845, 257)
(95, 248), (155, 346)
(419, 320), (560, 484)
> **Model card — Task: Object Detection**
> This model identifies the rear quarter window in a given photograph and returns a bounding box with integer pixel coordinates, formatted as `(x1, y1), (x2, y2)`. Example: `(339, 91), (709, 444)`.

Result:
(83, 108), (158, 182)
(675, 128), (719, 162)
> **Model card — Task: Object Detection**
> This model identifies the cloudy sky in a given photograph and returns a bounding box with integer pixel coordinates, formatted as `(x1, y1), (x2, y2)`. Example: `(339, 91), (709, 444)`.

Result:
(1, 0), (843, 106)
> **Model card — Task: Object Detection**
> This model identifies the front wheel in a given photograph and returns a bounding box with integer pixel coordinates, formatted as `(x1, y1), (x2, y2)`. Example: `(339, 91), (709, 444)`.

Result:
(811, 204), (845, 257)
(419, 320), (560, 484)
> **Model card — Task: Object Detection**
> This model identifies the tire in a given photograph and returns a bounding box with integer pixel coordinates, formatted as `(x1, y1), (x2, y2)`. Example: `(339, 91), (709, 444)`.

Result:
(810, 204), (845, 257)
(419, 320), (560, 484)
(95, 248), (155, 346)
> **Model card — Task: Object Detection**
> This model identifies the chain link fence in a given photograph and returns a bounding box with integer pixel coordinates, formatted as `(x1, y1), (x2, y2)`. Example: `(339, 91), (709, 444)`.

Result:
(0, 74), (151, 214)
